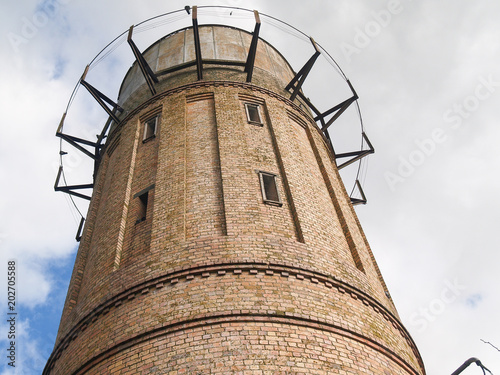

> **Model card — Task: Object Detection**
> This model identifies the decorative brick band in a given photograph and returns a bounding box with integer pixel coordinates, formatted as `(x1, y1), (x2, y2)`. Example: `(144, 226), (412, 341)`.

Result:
(107, 80), (320, 148)
(45, 262), (424, 373)
(71, 314), (421, 375)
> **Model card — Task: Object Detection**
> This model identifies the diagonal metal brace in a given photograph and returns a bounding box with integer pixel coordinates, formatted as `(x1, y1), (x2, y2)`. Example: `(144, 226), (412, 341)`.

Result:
(244, 10), (261, 83)
(350, 180), (367, 206)
(80, 65), (123, 124)
(320, 95), (357, 132)
(316, 80), (358, 132)
(56, 113), (100, 160)
(295, 90), (323, 123)
(286, 37), (321, 101)
(127, 25), (158, 95)
(54, 166), (93, 201)
(56, 133), (99, 160)
(336, 132), (375, 170)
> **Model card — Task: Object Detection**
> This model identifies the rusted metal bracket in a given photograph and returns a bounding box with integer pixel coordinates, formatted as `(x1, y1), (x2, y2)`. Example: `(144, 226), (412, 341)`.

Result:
(317, 80), (358, 132)
(127, 25), (159, 95)
(350, 180), (367, 206)
(56, 113), (100, 161)
(286, 37), (321, 101)
(54, 166), (93, 201)
(291, 80), (357, 139)
(336, 132), (374, 170)
(244, 10), (261, 83)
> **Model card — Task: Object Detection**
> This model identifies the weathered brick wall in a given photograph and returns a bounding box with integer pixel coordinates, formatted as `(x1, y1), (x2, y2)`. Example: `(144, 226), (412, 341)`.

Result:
(47, 26), (424, 375)
(185, 93), (226, 238)
(50, 262), (422, 374)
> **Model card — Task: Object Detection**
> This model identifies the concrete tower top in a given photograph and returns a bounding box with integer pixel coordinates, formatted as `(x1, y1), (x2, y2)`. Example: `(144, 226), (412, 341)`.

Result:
(118, 25), (295, 107)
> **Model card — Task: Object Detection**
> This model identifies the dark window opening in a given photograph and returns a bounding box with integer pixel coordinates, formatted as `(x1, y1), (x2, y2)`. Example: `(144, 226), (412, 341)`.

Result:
(133, 185), (154, 224)
(143, 116), (157, 142)
(259, 172), (282, 206)
(136, 191), (148, 224)
(245, 103), (262, 125)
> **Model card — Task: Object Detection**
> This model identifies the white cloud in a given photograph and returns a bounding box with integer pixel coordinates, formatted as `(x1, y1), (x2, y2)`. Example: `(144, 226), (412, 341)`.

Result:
(0, 318), (49, 374)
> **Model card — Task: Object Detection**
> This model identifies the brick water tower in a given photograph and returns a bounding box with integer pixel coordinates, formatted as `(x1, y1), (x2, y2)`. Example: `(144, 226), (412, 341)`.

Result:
(46, 6), (425, 374)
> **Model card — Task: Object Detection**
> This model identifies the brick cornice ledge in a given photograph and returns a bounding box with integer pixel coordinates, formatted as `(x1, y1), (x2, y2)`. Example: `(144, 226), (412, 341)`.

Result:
(44, 262), (425, 374)
(108, 80), (318, 144)
(69, 313), (422, 375)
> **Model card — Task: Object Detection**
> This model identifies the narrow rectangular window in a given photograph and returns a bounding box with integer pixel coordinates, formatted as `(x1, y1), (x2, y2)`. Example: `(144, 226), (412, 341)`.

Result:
(133, 184), (154, 224)
(245, 103), (262, 125)
(259, 171), (282, 206)
(136, 191), (148, 223)
(143, 116), (158, 142)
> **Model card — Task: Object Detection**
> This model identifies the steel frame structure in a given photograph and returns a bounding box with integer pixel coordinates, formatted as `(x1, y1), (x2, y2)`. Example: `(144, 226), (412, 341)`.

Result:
(55, 6), (374, 237)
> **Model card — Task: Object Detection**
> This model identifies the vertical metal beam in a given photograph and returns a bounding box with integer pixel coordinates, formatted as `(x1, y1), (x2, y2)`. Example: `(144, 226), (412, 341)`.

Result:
(80, 65), (123, 124)
(93, 113), (115, 176)
(75, 217), (85, 242)
(192, 6), (203, 80)
(244, 10), (261, 83)
(323, 128), (335, 153)
(56, 112), (66, 135)
(96, 114), (113, 148)
(286, 37), (321, 101)
(127, 25), (158, 96)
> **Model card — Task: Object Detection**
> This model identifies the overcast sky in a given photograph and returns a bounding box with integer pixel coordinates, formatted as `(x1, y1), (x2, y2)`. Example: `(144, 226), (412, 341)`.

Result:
(1, 1), (499, 374)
